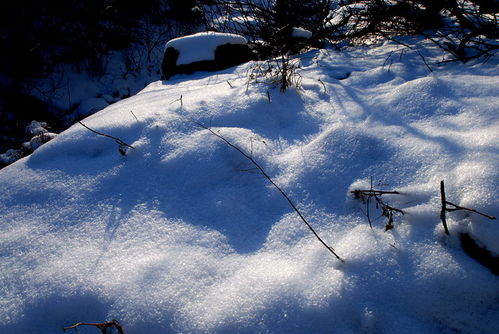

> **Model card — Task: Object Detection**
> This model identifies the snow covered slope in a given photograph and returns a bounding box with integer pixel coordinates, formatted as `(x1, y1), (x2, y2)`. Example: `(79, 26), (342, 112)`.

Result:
(1, 41), (498, 333)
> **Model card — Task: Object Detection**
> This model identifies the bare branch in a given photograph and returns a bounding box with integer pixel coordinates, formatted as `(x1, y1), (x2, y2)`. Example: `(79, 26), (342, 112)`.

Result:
(440, 180), (496, 235)
(318, 78), (327, 94)
(440, 180), (450, 235)
(78, 122), (134, 149)
(130, 110), (139, 122)
(78, 121), (134, 156)
(62, 320), (124, 334)
(192, 120), (344, 262)
(351, 178), (404, 231)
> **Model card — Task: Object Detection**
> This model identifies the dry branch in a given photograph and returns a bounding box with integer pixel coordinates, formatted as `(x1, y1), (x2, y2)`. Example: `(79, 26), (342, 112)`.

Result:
(62, 320), (124, 334)
(440, 180), (496, 235)
(130, 110), (139, 122)
(193, 120), (344, 262)
(318, 78), (327, 94)
(78, 121), (134, 156)
(351, 178), (404, 231)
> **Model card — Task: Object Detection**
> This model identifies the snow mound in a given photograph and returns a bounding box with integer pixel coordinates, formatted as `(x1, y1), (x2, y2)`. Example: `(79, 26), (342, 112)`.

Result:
(292, 27), (312, 39)
(165, 31), (248, 65)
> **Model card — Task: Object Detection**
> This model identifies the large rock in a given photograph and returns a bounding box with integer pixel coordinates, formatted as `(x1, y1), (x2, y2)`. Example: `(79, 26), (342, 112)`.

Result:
(161, 32), (255, 80)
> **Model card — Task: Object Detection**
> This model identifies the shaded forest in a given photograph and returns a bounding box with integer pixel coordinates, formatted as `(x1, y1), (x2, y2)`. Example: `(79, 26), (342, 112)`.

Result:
(0, 0), (203, 155)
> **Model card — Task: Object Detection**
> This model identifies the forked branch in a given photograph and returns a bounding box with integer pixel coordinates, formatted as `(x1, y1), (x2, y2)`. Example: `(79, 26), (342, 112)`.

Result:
(351, 178), (404, 231)
(440, 180), (496, 235)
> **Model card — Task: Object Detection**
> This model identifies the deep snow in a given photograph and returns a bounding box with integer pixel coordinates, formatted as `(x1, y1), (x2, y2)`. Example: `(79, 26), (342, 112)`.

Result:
(0, 40), (498, 333)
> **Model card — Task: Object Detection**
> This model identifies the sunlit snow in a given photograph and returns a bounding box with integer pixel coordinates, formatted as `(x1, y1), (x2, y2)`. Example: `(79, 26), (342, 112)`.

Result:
(1, 40), (498, 333)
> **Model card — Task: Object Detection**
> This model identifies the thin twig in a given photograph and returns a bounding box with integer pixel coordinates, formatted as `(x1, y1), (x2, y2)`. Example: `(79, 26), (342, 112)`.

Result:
(382, 50), (394, 69)
(170, 95), (183, 106)
(79, 121), (134, 156)
(417, 50), (433, 73)
(130, 110), (139, 122)
(382, 36), (433, 73)
(193, 120), (344, 262)
(67, 79), (72, 111)
(445, 202), (496, 219)
(353, 190), (400, 195)
(351, 179), (404, 231)
(440, 180), (450, 235)
(440, 180), (496, 235)
(318, 78), (327, 94)
(78, 122), (134, 149)
(63, 320), (124, 334)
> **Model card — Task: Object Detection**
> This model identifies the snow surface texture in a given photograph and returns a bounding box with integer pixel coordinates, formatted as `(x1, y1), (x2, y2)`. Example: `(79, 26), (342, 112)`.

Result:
(165, 31), (248, 65)
(1, 40), (498, 333)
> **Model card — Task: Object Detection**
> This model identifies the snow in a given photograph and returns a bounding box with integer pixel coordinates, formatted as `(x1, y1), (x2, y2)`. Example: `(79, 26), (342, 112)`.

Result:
(0, 148), (23, 165)
(165, 31), (248, 65)
(292, 27), (312, 39)
(1, 40), (498, 333)
(26, 46), (161, 131)
(0, 121), (57, 165)
(25, 120), (50, 136)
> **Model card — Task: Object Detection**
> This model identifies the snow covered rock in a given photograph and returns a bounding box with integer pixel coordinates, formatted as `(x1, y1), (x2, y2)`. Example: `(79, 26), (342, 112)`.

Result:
(25, 120), (49, 136)
(27, 132), (57, 150)
(292, 27), (312, 39)
(268, 26), (319, 56)
(0, 148), (23, 166)
(0, 120), (57, 168)
(24, 120), (57, 150)
(161, 31), (254, 79)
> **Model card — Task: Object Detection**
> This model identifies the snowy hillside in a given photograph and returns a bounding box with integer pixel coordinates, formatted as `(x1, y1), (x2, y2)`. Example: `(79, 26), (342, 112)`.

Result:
(1, 40), (498, 333)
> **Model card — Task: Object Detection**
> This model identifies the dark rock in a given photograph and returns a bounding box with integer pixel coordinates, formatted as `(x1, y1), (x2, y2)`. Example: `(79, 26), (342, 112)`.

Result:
(161, 47), (180, 80)
(162, 43), (255, 80)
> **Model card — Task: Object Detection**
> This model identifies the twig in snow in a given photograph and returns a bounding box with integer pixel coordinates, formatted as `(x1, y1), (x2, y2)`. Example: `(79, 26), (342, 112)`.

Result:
(62, 320), (124, 334)
(417, 50), (433, 73)
(226, 80), (233, 88)
(351, 177), (404, 231)
(67, 79), (72, 111)
(318, 78), (327, 94)
(170, 95), (183, 106)
(78, 121), (134, 156)
(440, 180), (496, 235)
(130, 110), (139, 122)
(192, 120), (344, 262)
(381, 36), (433, 73)
(382, 51), (395, 70)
